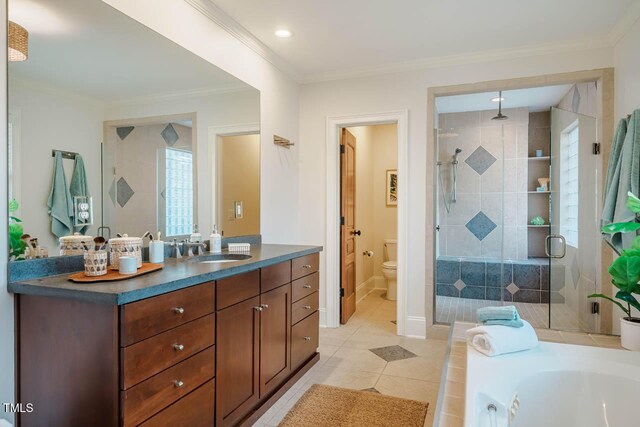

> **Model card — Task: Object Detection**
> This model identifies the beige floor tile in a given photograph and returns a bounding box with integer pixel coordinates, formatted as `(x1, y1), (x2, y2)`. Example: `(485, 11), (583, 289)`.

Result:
(382, 356), (442, 382)
(427, 325), (452, 341)
(374, 375), (440, 404)
(535, 328), (564, 342)
(560, 331), (598, 346)
(325, 347), (388, 373)
(400, 337), (448, 360)
(341, 329), (404, 349)
(318, 344), (340, 364)
(304, 365), (381, 390)
(589, 334), (622, 349)
(438, 413), (464, 427)
(444, 380), (465, 398)
(423, 410), (435, 427)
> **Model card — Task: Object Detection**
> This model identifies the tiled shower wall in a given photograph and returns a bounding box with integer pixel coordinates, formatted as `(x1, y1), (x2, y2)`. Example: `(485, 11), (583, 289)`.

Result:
(437, 108), (529, 260)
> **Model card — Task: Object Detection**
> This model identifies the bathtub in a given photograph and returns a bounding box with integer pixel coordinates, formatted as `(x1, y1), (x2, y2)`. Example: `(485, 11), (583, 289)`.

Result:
(465, 341), (640, 427)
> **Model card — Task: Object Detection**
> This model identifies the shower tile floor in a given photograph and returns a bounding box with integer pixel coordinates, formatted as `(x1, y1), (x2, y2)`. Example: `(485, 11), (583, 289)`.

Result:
(436, 296), (584, 331)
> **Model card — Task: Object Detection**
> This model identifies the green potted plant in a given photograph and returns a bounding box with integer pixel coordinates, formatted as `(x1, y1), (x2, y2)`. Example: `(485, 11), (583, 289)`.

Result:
(9, 199), (27, 261)
(589, 192), (640, 350)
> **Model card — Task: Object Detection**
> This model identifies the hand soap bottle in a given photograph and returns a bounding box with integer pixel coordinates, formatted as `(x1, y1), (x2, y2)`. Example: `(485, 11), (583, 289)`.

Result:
(209, 226), (222, 254)
(190, 224), (202, 243)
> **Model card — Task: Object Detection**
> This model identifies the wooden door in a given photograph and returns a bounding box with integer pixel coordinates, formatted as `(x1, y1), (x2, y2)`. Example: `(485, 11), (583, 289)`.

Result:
(340, 129), (358, 324)
(259, 284), (291, 396)
(216, 296), (260, 427)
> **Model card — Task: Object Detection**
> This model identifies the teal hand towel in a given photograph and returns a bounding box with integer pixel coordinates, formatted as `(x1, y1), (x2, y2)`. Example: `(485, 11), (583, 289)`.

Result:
(477, 305), (519, 321)
(70, 154), (90, 234)
(483, 318), (524, 328)
(47, 152), (74, 238)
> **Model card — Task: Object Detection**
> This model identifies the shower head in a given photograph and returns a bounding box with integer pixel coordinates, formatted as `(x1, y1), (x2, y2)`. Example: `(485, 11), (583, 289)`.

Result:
(492, 91), (509, 121)
(452, 148), (462, 164)
(455, 148), (462, 154)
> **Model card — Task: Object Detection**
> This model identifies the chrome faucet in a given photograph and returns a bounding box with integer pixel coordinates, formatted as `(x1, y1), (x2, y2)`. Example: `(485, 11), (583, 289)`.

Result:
(183, 242), (207, 256)
(166, 239), (184, 259)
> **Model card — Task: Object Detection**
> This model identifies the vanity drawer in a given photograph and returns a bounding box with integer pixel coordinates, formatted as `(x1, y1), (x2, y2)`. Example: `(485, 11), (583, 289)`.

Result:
(139, 379), (215, 427)
(217, 269), (260, 310)
(292, 253), (319, 280)
(120, 282), (215, 347)
(121, 346), (215, 427)
(291, 311), (319, 370)
(261, 260), (292, 293)
(121, 314), (215, 390)
(292, 272), (319, 302)
(292, 291), (319, 325)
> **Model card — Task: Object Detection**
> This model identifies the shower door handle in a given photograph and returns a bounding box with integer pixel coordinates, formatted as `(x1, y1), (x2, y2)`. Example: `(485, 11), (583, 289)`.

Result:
(545, 234), (566, 259)
(351, 230), (362, 236)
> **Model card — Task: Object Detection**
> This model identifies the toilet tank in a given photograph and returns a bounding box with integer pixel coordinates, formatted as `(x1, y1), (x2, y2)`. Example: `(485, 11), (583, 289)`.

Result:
(384, 239), (397, 261)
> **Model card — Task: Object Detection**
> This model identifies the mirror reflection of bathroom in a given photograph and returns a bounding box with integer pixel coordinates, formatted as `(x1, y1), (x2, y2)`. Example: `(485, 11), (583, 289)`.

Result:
(343, 124), (398, 324)
(434, 83), (599, 333)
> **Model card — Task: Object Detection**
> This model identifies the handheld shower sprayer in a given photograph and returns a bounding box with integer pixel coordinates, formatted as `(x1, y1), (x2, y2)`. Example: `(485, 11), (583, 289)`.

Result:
(451, 148), (462, 202)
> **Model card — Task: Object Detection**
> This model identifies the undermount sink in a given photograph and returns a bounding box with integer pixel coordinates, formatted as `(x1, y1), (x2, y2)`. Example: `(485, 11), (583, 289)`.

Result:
(190, 253), (253, 263)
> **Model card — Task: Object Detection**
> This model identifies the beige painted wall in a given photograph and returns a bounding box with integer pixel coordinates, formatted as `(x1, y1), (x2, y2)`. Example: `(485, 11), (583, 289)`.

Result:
(348, 124), (398, 297)
(217, 134), (260, 237)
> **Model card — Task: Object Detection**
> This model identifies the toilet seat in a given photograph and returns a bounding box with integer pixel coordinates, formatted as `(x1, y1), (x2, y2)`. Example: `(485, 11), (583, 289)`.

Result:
(382, 261), (397, 270)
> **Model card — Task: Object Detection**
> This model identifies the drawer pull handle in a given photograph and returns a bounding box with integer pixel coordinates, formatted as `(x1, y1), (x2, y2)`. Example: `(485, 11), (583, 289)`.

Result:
(173, 344), (185, 351)
(303, 305), (311, 310)
(254, 306), (263, 312)
(260, 304), (269, 309)
(174, 380), (185, 388)
(303, 336), (312, 341)
(173, 307), (185, 314)
(303, 284), (312, 289)
(303, 264), (312, 269)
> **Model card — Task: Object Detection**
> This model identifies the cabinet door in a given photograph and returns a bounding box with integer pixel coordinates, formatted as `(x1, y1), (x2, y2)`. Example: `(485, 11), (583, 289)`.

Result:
(216, 296), (260, 427)
(260, 284), (292, 396)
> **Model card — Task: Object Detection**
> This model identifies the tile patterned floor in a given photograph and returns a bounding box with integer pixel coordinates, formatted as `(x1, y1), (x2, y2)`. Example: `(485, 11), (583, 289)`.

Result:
(436, 295), (586, 331)
(253, 290), (450, 427)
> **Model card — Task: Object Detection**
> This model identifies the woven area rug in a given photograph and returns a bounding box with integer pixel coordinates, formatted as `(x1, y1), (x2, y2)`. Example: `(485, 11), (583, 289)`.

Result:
(278, 384), (429, 427)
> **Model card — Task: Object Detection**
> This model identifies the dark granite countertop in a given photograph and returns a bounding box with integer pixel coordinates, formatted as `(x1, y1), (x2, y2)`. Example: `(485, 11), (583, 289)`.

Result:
(8, 244), (322, 305)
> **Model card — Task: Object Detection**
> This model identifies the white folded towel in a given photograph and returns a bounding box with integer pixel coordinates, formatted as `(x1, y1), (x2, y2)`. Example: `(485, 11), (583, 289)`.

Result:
(466, 320), (538, 357)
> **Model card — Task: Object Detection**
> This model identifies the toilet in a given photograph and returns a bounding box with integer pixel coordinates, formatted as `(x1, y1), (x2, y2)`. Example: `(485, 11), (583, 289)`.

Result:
(382, 239), (397, 301)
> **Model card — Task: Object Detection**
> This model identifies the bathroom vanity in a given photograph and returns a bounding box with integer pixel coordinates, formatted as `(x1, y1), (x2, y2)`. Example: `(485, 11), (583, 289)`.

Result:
(9, 244), (322, 427)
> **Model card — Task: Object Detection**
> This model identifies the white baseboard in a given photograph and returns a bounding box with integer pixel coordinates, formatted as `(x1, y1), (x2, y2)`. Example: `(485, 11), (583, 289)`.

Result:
(405, 316), (427, 338)
(356, 276), (380, 302)
(319, 308), (328, 328)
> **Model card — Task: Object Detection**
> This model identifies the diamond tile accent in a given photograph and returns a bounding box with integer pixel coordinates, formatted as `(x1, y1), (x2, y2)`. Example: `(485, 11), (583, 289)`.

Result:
(571, 87), (581, 113)
(108, 179), (116, 206)
(116, 177), (134, 208)
(361, 388), (381, 394)
(453, 279), (466, 291)
(161, 123), (179, 146)
(465, 211), (497, 241)
(369, 345), (417, 362)
(506, 283), (520, 295)
(465, 146), (496, 175)
(116, 126), (134, 140)
(160, 188), (166, 200)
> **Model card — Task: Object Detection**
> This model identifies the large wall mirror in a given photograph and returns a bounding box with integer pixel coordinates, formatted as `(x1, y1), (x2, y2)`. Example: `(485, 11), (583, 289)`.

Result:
(8, 0), (261, 261)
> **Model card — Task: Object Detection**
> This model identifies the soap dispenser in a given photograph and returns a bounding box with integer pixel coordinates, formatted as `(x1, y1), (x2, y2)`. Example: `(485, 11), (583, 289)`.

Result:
(209, 226), (222, 254)
(190, 224), (202, 243)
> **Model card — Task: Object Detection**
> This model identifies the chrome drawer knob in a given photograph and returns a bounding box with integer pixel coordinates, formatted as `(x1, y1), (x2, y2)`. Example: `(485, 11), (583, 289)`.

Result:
(303, 336), (311, 341)
(303, 305), (311, 310)
(173, 307), (185, 314)
(174, 380), (185, 388)
(260, 304), (269, 309)
(173, 344), (185, 351)
(254, 306), (263, 312)
(303, 284), (312, 289)
(302, 264), (312, 269)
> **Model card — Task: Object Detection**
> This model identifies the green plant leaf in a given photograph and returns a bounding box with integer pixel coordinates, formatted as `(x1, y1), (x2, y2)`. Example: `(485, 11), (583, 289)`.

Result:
(615, 290), (640, 313)
(601, 221), (640, 234)
(9, 216), (22, 223)
(608, 256), (640, 291)
(627, 192), (640, 213)
(589, 293), (631, 318)
(8, 199), (18, 213)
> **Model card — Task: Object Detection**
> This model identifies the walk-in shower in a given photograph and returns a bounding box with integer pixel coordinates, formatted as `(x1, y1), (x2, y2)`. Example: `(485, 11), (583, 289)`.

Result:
(434, 83), (601, 333)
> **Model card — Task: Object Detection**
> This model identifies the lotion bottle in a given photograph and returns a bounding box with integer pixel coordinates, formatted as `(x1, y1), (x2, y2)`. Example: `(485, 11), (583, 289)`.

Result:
(190, 224), (202, 243)
(209, 225), (222, 253)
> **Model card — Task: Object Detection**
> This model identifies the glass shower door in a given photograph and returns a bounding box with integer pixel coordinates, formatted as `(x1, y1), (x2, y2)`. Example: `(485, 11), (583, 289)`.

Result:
(548, 107), (598, 332)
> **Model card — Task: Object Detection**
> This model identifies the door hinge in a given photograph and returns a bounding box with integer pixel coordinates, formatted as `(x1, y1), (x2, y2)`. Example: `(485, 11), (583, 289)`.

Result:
(340, 288), (345, 297)
(591, 301), (600, 314)
(592, 142), (601, 155)
(340, 144), (345, 154)
(340, 216), (345, 226)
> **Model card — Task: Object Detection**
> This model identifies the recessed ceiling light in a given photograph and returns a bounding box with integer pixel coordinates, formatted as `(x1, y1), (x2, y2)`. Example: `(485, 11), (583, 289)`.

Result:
(275, 29), (292, 38)
(491, 96), (505, 102)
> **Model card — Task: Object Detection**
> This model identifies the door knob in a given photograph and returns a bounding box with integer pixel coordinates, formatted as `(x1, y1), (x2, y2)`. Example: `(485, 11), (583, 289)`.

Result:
(351, 230), (362, 236)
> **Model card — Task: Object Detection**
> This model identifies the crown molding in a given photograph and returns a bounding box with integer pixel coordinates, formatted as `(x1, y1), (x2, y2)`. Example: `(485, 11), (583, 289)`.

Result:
(184, 0), (301, 81)
(300, 36), (613, 84)
(608, 0), (640, 45)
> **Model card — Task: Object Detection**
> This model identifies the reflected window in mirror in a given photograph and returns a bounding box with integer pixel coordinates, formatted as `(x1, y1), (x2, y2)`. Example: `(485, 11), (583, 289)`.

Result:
(165, 147), (194, 237)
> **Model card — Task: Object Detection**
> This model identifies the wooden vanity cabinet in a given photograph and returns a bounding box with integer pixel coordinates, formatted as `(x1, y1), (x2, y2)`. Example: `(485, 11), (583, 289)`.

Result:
(16, 252), (320, 427)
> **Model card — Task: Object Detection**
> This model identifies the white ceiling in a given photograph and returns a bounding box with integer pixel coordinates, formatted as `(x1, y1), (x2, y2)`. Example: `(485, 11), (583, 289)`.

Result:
(212, 0), (637, 81)
(9, 0), (251, 102)
(436, 84), (574, 114)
